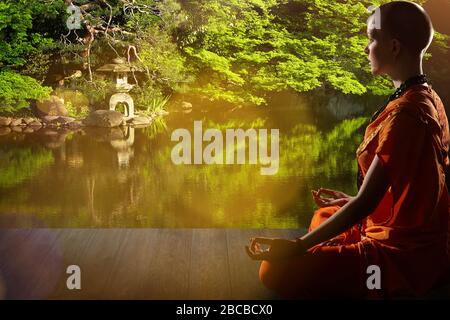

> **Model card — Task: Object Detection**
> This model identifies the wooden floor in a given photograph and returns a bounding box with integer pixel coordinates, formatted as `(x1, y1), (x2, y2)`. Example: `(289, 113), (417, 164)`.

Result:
(0, 228), (306, 300)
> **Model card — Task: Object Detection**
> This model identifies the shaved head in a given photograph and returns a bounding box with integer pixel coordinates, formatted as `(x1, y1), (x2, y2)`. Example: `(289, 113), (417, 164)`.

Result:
(369, 1), (434, 54)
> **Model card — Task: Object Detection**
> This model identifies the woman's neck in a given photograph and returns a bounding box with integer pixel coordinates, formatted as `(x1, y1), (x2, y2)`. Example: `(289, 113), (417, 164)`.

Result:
(390, 57), (424, 88)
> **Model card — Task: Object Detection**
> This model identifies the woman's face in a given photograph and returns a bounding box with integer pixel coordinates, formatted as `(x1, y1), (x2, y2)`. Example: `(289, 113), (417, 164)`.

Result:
(364, 19), (394, 75)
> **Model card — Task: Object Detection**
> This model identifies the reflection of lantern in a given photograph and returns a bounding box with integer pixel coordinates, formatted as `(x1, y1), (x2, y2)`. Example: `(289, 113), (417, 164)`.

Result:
(96, 58), (142, 118)
(110, 127), (135, 168)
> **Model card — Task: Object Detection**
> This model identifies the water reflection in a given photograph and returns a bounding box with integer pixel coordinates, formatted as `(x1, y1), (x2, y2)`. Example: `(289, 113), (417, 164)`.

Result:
(110, 127), (135, 168)
(0, 96), (374, 228)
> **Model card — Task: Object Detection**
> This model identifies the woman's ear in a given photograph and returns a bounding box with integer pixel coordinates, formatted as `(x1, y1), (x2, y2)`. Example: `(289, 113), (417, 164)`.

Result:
(391, 38), (402, 58)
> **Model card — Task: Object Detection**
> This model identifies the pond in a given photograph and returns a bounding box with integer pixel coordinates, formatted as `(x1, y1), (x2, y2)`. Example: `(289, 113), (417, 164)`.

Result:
(0, 93), (381, 228)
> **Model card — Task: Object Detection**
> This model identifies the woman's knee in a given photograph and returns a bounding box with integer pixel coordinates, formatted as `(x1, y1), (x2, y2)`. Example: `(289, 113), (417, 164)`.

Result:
(259, 259), (311, 299)
(309, 206), (340, 231)
(259, 260), (284, 291)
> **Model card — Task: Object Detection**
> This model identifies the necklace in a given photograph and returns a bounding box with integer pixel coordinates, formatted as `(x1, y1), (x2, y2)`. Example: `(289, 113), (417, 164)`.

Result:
(369, 74), (429, 124)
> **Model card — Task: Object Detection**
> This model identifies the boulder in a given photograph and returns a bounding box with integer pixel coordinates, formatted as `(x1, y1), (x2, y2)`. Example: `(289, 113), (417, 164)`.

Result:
(51, 116), (75, 125)
(128, 116), (152, 126)
(83, 110), (124, 128)
(0, 117), (12, 126)
(28, 121), (42, 130)
(66, 120), (83, 129)
(36, 96), (68, 116)
(10, 118), (23, 127)
(23, 117), (36, 125)
(28, 120), (42, 127)
(41, 116), (60, 124)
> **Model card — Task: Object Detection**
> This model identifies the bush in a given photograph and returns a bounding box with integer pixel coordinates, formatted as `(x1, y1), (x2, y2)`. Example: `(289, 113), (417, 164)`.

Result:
(0, 71), (52, 113)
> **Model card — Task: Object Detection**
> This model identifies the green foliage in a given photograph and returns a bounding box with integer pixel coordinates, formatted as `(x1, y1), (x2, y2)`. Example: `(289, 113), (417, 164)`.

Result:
(0, 0), (448, 110)
(137, 28), (192, 91)
(279, 116), (368, 181)
(0, 71), (52, 113)
(0, 0), (61, 68)
(145, 94), (171, 113)
(178, 0), (444, 105)
(0, 0), (61, 112)
(67, 76), (115, 109)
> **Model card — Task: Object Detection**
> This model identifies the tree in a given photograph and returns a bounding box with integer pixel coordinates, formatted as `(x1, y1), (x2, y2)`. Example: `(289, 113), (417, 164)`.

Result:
(0, 0), (62, 113)
(177, 0), (446, 105)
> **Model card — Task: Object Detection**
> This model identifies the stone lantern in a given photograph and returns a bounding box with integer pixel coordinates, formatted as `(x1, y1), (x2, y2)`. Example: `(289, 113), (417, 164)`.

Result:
(96, 57), (141, 118)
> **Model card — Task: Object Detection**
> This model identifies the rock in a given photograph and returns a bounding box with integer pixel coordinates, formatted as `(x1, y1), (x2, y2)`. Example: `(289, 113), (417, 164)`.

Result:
(11, 126), (22, 133)
(83, 110), (124, 128)
(28, 120), (42, 127)
(66, 120), (83, 129)
(50, 116), (75, 125)
(28, 121), (42, 130)
(23, 117), (36, 125)
(0, 117), (12, 126)
(41, 116), (60, 124)
(10, 118), (23, 127)
(0, 127), (11, 135)
(36, 96), (68, 117)
(128, 116), (152, 126)
(132, 124), (150, 129)
(53, 88), (90, 118)
(23, 127), (35, 133)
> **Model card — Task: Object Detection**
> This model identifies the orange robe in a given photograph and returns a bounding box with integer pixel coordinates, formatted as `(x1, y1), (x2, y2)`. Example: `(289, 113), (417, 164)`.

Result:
(259, 85), (450, 298)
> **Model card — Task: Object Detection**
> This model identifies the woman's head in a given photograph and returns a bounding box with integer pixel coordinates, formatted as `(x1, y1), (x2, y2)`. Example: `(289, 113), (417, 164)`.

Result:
(365, 1), (434, 76)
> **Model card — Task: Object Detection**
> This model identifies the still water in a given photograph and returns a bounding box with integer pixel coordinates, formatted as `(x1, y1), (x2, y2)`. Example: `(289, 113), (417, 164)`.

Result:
(0, 93), (380, 228)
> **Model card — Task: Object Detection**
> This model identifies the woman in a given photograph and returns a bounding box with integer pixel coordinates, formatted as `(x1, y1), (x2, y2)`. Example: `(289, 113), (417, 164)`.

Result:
(246, 1), (450, 299)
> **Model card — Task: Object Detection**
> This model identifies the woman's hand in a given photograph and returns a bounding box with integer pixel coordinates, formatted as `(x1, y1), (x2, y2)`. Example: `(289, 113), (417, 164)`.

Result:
(311, 188), (353, 208)
(245, 237), (306, 261)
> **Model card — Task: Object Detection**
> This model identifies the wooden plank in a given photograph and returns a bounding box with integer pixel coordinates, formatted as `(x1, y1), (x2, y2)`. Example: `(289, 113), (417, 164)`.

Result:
(106, 229), (160, 299)
(3, 228), (307, 300)
(0, 228), (61, 299)
(50, 229), (127, 299)
(49, 228), (97, 299)
(138, 228), (192, 299)
(188, 229), (231, 299)
(26, 229), (63, 299)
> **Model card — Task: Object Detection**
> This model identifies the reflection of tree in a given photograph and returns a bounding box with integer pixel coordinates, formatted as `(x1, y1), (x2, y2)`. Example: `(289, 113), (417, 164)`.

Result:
(0, 113), (368, 228)
(279, 117), (368, 179)
(130, 116), (368, 228)
(0, 148), (54, 188)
